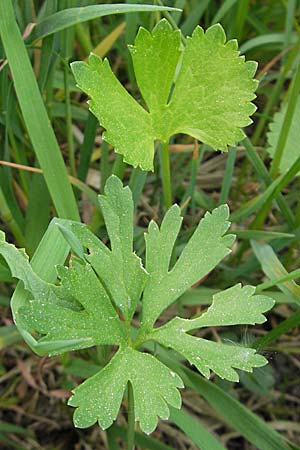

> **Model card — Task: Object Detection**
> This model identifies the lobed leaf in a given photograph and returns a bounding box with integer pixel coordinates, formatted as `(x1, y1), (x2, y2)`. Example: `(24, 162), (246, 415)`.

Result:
(68, 346), (183, 434)
(161, 24), (257, 147)
(71, 20), (257, 170)
(151, 284), (273, 381)
(0, 231), (125, 354)
(177, 284), (275, 329)
(71, 55), (154, 170)
(153, 320), (267, 383)
(70, 176), (147, 320)
(140, 204), (235, 329)
(129, 19), (181, 112)
(20, 258), (125, 355)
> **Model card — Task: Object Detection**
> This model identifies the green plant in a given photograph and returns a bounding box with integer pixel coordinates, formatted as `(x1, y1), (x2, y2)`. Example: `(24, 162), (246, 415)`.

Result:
(0, 175), (274, 436)
(4, 6), (299, 448)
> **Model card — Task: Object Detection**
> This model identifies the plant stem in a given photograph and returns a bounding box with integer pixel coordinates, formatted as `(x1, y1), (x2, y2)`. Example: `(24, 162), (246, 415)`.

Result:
(127, 382), (135, 450)
(161, 141), (172, 210)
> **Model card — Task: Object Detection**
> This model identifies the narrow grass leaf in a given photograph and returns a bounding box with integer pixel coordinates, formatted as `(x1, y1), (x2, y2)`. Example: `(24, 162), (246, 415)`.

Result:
(252, 240), (300, 304)
(162, 356), (292, 450)
(253, 310), (300, 350)
(267, 95), (300, 175)
(240, 33), (297, 53)
(0, 0), (79, 220)
(211, 0), (238, 25)
(31, 4), (181, 41)
(170, 407), (226, 450)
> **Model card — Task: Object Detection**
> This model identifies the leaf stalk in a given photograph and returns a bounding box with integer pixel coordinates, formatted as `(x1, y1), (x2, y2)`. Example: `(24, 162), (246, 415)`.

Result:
(127, 381), (135, 450)
(161, 141), (172, 210)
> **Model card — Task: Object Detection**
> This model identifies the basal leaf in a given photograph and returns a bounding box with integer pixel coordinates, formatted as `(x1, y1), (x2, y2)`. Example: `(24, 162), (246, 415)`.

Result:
(71, 20), (257, 170)
(141, 205), (235, 330)
(267, 95), (300, 175)
(68, 346), (183, 434)
(1, 176), (273, 433)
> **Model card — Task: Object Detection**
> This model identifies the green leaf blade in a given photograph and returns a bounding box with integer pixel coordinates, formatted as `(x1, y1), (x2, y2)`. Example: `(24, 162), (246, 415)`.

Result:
(69, 176), (147, 320)
(129, 19), (181, 112)
(19, 258), (125, 354)
(69, 347), (183, 434)
(186, 284), (275, 328)
(72, 20), (258, 170)
(141, 204), (235, 329)
(164, 24), (258, 148)
(1, 176), (275, 433)
(154, 325), (267, 382)
(71, 56), (154, 170)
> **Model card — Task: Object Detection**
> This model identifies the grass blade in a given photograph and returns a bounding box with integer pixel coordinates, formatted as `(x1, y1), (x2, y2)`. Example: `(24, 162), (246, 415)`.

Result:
(0, 0), (79, 220)
(211, 0), (238, 25)
(170, 407), (226, 450)
(253, 310), (300, 350)
(270, 52), (300, 177)
(162, 356), (293, 450)
(31, 4), (181, 41)
(219, 146), (236, 205)
(251, 240), (300, 304)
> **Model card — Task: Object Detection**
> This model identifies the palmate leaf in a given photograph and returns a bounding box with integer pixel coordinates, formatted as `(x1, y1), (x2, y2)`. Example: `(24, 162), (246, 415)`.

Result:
(0, 176), (274, 434)
(71, 19), (257, 170)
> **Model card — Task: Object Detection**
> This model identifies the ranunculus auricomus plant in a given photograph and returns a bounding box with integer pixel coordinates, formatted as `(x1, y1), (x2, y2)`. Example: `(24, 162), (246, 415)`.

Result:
(0, 17), (275, 449)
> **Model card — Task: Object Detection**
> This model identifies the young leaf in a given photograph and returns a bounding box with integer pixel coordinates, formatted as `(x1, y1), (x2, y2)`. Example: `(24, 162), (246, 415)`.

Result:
(0, 176), (274, 434)
(129, 19), (181, 112)
(71, 19), (257, 170)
